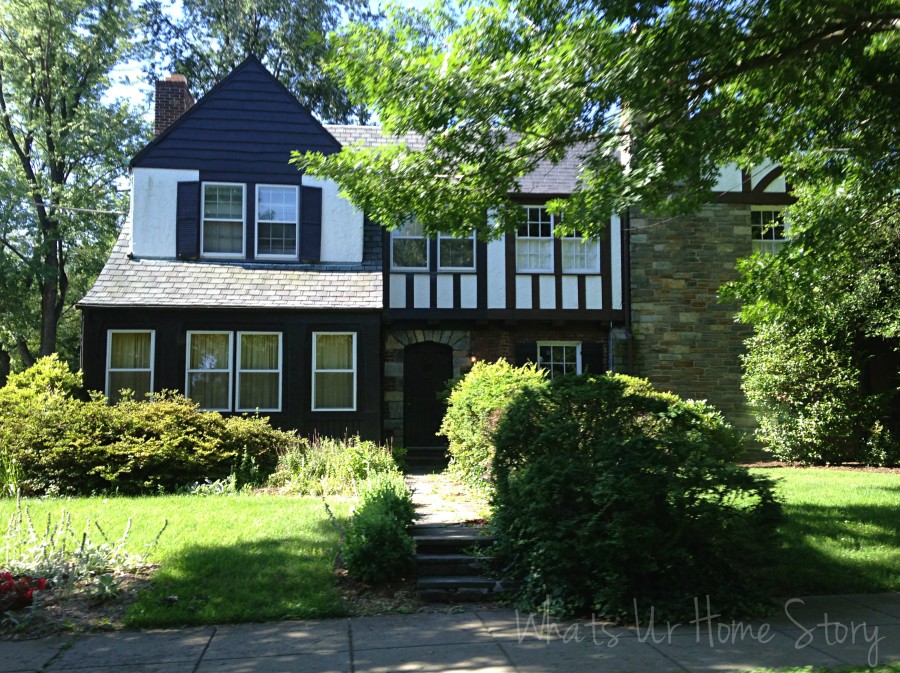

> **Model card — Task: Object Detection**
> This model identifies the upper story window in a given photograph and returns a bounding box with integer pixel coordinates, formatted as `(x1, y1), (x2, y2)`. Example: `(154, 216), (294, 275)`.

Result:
(751, 208), (787, 254)
(438, 231), (475, 271)
(516, 206), (554, 272)
(391, 219), (428, 270)
(537, 341), (582, 379)
(202, 183), (245, 258)
(516, 206), (600, 274)
(256, 185), (299, 259)
(106, 330), (155, 403)
(561, 230), (600, 273)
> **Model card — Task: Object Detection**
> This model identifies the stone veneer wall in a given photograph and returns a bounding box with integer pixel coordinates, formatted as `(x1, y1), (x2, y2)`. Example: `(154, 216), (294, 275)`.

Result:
(629, 203), (756, 436)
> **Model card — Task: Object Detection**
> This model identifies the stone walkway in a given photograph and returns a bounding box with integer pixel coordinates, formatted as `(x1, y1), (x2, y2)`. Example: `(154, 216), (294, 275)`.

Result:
(406, 471), (486, 526)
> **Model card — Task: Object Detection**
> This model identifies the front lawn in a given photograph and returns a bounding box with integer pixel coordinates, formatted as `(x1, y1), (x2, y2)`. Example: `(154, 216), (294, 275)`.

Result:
(753, 468), (900, 596)
(0, 494), (349, 627)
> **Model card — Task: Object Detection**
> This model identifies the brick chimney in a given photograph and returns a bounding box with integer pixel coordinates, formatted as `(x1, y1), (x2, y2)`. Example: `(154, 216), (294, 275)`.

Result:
(155, 74), (195, 136)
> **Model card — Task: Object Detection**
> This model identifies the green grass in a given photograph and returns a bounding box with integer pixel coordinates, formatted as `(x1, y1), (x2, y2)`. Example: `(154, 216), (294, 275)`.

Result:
(753, 468), (900, 596)
(0, 494), (350, 627)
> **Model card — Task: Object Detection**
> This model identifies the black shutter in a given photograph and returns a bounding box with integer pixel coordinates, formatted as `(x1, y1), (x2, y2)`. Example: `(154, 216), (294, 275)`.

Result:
(581, 342), (605, 374)
(300, 186), (322, 261)
(175, 181), (200, 259)
(514, 342), (537, 366)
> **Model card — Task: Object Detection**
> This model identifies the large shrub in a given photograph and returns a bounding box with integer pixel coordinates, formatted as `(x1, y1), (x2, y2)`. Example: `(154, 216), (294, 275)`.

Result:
(742, 322), (899, 466)
(0, 358), (289, 495)
(343, 473), (416, 584)
(491, 373), (782, 621)
(440, 359), (545, 494)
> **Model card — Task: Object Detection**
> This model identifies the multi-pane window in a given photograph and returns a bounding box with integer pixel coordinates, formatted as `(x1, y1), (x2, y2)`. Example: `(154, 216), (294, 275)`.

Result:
(438, 231), (475, 270)
(106, 330), (154, 402)
(237, 333), (282, 412)
(202, 183), (245, 256)
(516, 206), (554, 272)
(256, 185), (298, 258)
(312, 332), (356, 411)
(537, 342), (581, 379)
(185, 332), (232, 411)
(561, 230), (600, 273)
(751, 208), (787, 254)
(391, 219), (428, 269)
(183, 331), (281, 412)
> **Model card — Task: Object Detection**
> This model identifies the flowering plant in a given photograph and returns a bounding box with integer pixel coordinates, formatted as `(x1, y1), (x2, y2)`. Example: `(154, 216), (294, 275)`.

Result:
(0, 571), (47, 614)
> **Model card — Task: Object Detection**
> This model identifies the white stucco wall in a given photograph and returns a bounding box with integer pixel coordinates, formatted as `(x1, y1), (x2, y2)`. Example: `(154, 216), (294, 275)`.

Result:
(304, 176), (364, 263)
(131, 167), (200, 258)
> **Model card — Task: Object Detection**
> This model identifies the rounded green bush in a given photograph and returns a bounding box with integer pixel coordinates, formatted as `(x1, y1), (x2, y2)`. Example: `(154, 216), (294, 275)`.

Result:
(491, 373), (782, 621)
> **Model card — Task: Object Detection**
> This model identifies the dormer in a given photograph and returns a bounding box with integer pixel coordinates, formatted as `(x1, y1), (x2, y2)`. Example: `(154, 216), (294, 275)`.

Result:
(128, 57), (365, 266)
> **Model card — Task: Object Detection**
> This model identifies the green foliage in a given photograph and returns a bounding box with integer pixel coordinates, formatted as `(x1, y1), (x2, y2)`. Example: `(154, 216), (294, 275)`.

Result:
(491, 373), (782, 620)
(269, 435), (401, 496)
(343, 474), (416, 585)
(0, 0), (147, 364)
(0, 358), (289, 496)
(742, 322), (898, 466)
(440, 359), (545, 495)
(147, 0), (369, 123)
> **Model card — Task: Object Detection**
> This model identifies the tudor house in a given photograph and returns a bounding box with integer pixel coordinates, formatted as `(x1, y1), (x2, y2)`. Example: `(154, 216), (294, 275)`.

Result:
(78, 57), (791, 448)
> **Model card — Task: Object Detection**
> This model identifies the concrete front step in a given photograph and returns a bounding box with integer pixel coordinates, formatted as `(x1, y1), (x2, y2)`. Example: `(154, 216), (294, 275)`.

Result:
(413, 531), (493, 555)
(416, 553), (489, 577)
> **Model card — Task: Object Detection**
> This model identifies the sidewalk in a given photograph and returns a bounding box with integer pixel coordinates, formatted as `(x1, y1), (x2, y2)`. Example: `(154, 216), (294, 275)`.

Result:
(3, 593), (899, 672)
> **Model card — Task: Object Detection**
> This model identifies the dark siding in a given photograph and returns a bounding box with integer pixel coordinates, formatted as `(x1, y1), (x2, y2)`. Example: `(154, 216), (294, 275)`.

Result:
(133, 59), (339, 182)
(515, 342), (536, 366)
(175, 182), (200, 258)
(581, 342), (605, 374)
(80, 307), (382, 441)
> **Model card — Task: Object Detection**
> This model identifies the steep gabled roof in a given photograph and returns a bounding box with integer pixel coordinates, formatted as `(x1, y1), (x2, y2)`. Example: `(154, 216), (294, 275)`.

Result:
(132, 56), (341, 181)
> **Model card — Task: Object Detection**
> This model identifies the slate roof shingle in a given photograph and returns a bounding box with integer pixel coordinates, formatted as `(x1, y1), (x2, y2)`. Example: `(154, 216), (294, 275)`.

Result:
(78, 223), (382, 310)
(323, 125), (586, 195)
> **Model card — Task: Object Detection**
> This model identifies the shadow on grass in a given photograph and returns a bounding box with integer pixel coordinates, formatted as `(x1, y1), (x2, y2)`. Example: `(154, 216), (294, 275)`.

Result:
(128, 518), (346, 628)
(769, 501), (900, 597)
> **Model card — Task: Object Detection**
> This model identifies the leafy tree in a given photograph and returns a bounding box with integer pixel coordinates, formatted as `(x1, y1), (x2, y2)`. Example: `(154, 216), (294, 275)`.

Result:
(294, 0), (898, 237)
(147, 0), (371, 123)
(0, 0), (148, 374)
(295, 0), (899, 459)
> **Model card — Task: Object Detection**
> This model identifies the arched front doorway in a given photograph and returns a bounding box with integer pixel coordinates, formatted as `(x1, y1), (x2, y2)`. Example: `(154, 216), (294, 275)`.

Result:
(403, 341), (453, 447)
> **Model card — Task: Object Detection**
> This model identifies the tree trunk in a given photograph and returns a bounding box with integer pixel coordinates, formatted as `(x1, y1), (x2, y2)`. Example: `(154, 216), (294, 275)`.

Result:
(0, 346), (10, 387)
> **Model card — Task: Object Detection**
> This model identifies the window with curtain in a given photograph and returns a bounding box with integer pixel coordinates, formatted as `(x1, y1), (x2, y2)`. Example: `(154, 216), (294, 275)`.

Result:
(561, 229), (600, 273)
(256, 185), (298, 258)
(313, 332), (356, 411)
(391, 219), (429, 269)
(516, 206), (554, 272)
(106, 331), (154, 402)
(438, 231), (475, 270)
(537, 342), (581, 379)
(202, 183), (245, 256)
(186, 332), (232, 411)
(237, 333), (282, 411)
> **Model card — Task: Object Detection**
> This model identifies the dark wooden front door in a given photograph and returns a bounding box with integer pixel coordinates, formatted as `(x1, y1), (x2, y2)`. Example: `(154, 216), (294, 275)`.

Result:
(404, 341), (453, 447)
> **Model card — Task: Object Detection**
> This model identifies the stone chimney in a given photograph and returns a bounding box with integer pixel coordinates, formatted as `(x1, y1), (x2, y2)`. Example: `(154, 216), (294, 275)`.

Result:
(155, 74), (195, 136)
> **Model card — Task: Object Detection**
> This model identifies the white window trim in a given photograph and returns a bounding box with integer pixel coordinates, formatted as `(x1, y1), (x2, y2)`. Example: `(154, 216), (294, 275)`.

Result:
(390, 226), (430, 271)
(750, 205), (788, 254)
(105, 329), (155, 399)
(437, 231), (477, 272)
(185, 331), (233, 412)
(560, 231), (601, 275)
(536, 341), (582, 377)
(236, 331), (283, 412)
(255, 184), (299, 261)
(516, 205), (555, 273)
(201, 182), (246, 259)
(312, 331), (357, 412)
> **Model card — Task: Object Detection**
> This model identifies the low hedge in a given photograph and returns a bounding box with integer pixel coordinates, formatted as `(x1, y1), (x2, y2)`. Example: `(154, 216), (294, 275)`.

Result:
(0, 357), (290, 496)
